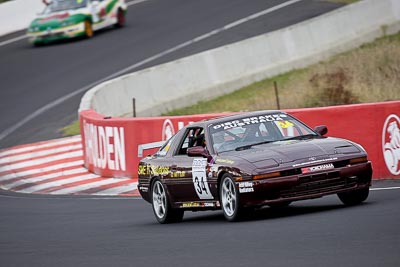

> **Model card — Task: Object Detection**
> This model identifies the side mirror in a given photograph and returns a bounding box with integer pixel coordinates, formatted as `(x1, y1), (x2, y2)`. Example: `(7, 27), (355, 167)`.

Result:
(187, 146), (213, 162)
(314, 125), (328, 136)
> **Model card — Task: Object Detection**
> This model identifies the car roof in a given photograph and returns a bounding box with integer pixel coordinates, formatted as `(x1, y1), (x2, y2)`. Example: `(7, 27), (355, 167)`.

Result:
(186, 110), (287, 128)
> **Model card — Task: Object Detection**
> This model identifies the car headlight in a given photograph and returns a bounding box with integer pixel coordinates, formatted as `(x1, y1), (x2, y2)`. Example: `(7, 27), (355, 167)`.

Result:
(348, 156), (368, 165)
(28, 26), (39, 32)
(62, 21), (75, 27)
(252, 171), (281, 180)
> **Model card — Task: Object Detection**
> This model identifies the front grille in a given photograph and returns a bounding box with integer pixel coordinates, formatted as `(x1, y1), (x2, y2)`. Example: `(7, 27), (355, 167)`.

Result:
(280, 171), (357, 198)
(42, 32), (64, 38)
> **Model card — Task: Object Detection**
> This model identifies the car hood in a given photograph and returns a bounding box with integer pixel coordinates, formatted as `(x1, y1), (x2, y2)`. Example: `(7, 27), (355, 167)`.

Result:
(29, 9), (88, 28)
(218, 137), (362, 171)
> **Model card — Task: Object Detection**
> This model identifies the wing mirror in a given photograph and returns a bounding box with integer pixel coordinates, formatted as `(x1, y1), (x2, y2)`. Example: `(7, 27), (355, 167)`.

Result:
(187, 146), (213, 161)
(187, 146), (208, 157)
(314, 125), (328, 136)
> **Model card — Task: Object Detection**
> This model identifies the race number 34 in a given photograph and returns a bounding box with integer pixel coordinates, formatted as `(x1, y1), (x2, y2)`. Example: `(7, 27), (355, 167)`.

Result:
(192, 158), (213, 199)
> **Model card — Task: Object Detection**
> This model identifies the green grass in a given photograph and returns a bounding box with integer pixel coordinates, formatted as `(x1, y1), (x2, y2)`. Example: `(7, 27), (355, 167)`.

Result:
(61, 120), (80, 137)
(0, 0), (12, 3)
(163, 68), (309, 116)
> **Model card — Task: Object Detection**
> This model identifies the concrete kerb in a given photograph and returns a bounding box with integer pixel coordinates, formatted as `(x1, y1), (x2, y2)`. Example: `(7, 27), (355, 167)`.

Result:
(79, 0), (400, 118)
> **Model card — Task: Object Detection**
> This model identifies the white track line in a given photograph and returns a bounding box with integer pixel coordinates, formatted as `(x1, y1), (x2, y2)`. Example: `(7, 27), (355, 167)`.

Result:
(0, 35), (28, 47)
(1, 185), (398, 199)
(371, 186), (400, 191)
(98, 0), (304, 80)
(0, 0), (303, 143)
(126, 0), (149, 7)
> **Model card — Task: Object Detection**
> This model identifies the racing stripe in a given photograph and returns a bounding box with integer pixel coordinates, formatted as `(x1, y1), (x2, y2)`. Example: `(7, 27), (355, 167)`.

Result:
(105, 0), (120, 14)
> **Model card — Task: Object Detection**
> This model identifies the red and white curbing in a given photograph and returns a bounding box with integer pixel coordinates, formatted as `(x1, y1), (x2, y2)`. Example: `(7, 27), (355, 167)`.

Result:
(0, 136), (139, 196)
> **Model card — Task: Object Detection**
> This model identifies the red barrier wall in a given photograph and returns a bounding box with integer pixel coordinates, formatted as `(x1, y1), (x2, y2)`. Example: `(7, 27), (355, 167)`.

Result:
(80, 101), (400, 179)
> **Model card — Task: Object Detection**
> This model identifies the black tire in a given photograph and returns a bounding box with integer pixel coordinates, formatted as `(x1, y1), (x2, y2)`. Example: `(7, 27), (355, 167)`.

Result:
(115, 8), (125, 28)
(33, 42), (44, 47)
(151, 178), (183, 224)
(220, 174), (244, 222)
(338, 187), (369, 206)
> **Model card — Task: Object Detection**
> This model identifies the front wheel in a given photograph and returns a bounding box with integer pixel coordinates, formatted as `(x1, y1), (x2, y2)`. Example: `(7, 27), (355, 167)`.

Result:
(338, 187), (369, 206)
(151, 179), (183, 224)
(220, 174), (243, 222)
(84, 20), (93, 38)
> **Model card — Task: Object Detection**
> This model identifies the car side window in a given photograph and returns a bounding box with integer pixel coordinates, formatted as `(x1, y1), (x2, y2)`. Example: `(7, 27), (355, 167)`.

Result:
(177, 127), (204, 155)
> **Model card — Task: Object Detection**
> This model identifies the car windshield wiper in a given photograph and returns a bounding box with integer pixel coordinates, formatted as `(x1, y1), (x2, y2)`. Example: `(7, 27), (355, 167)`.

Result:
(283, 134), (319, 141)
(234, 140), (275, 151)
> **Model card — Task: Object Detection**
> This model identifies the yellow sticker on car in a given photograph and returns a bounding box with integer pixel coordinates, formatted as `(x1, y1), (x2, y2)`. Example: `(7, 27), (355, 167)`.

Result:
(278, 121), (294, 129)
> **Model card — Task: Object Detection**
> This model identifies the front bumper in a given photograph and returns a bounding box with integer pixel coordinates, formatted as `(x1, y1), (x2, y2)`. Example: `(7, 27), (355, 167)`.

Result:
(238, 161), (372, 207)
(27, 22), (86, 44)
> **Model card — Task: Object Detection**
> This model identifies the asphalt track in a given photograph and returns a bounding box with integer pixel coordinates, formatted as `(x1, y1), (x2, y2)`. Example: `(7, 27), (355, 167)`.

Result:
(0, 0), (342, 149)
(7, 2), (400, 267)
(0, 180), (399, 267)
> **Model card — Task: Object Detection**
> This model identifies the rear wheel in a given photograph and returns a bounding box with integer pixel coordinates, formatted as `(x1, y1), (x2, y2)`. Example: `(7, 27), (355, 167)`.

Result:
(338, 187), (369, 206)
(84, 20), (93, 38)
(115, 8), (125, 27)
(151, 179), (183, 224)
(220, 174), (244, 222)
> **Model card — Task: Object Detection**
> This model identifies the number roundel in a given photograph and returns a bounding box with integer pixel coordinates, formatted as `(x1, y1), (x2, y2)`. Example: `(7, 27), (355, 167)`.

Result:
(194, 176), (209, 195)
(192, 158), (213, 199)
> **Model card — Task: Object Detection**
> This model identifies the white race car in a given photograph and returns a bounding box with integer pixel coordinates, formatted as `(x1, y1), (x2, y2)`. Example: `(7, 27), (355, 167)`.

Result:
(27, 0), (127, 45)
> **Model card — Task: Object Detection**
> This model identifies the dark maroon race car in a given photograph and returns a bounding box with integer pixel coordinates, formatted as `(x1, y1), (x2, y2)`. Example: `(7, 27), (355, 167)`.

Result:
(138, 111), (372, 223)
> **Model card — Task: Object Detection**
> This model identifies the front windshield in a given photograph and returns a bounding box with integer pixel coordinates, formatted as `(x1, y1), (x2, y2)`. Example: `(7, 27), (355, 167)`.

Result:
(44, 0), (88, 13)
(209, 113), (317, 153)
